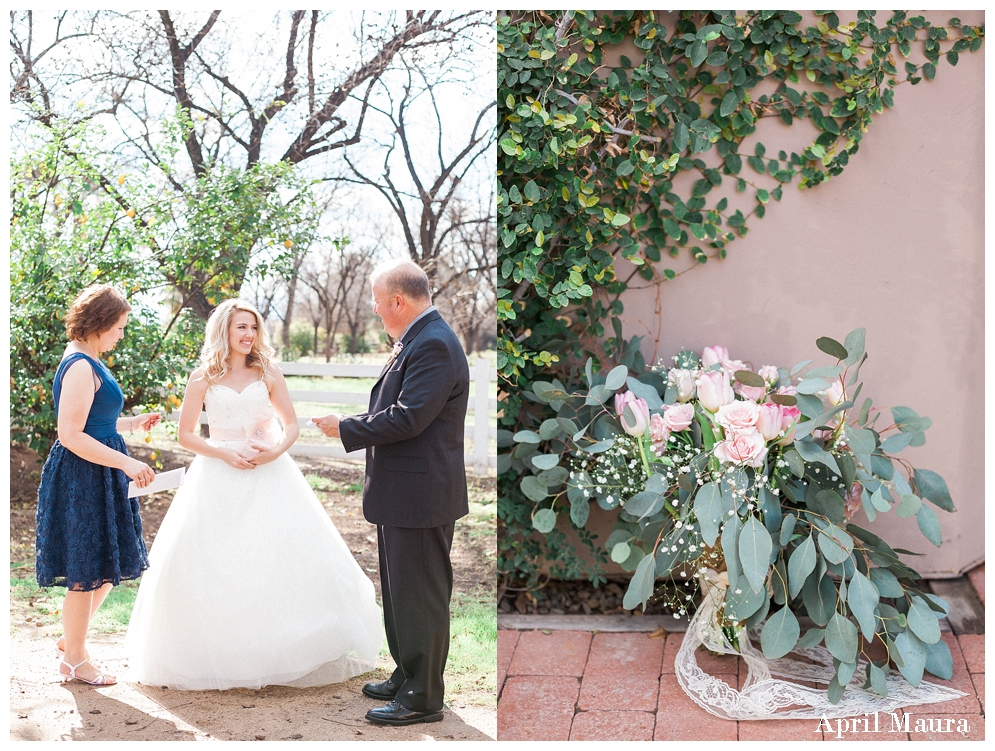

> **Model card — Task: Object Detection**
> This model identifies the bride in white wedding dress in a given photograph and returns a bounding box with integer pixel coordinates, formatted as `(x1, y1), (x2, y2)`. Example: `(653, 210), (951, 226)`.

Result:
(124, 299), (383, 690)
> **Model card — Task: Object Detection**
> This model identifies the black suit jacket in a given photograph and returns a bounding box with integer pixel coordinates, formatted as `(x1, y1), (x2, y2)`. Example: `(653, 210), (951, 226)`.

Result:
(339, 310), (470, 528)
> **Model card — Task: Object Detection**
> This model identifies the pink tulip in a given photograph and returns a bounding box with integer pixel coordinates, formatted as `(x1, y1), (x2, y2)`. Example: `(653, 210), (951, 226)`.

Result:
(714, 429), (768, 468)
(663, 403), (695, 432)
(701, 345), (729, 368)
(668, 368), (697, 402)
(756, 403), (783, 441)
(615, 391), (650, 437)
(736, 383), (767, 402)
(695, 370), (735, 413)
(777, 405), (802, 445)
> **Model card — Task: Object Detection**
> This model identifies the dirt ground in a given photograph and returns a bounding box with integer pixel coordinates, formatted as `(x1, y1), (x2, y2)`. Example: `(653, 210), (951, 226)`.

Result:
(9, 443), (497, 742)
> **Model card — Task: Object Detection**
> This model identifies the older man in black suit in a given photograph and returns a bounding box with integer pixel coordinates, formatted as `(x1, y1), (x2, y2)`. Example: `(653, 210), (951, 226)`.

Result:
(313, 260), (469, 726)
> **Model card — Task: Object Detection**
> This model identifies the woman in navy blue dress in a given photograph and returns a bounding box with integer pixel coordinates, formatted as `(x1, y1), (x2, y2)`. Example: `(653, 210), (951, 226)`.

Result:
(35, 284), (160, 686)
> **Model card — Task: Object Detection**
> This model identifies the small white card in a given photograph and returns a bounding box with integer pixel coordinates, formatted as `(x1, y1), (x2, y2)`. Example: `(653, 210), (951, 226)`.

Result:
(128, 467), (186, 497)
(304, 418), (316, 428)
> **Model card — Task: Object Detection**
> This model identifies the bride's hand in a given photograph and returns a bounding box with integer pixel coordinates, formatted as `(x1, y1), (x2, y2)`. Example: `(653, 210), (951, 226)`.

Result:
(219, 448), (255, 470)
(245, 444), (283, 466)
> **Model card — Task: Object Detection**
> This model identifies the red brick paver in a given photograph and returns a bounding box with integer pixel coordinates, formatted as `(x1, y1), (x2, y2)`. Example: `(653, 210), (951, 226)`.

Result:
(655, 672), (740, 741)
(906, 713), (984, 741)
(506, 629), (591, 677)
(578, 632), (665, 712)
(957, 633), (984, 675)
(739, 717), (825, 741)
(496, 629), (519, 698)
(497, 675), (580, 741)
(570, 710), (656, 741)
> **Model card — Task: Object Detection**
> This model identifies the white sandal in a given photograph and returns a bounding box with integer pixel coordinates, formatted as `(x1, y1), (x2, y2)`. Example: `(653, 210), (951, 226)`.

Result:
(60, 658), (117, 686)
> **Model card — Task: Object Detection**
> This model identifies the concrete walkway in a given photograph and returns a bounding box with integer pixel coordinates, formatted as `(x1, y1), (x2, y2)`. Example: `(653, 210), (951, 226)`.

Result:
(497, 565), (985, 741)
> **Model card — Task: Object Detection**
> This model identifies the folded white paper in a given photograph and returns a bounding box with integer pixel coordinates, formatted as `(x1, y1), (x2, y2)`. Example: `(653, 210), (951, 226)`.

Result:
(128, 467), (186, 497)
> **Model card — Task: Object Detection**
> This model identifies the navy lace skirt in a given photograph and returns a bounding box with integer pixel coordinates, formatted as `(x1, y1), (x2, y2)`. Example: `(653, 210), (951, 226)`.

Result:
(35, 435), (149, 591)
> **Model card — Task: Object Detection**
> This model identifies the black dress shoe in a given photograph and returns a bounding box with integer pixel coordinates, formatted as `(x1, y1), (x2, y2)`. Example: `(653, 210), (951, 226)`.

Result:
(365, 701), (444, 726)
(362, 678), (400, 701)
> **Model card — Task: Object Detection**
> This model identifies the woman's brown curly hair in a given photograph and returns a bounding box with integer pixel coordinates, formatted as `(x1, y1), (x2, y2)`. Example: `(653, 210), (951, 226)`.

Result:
(64, 285), (132, 342)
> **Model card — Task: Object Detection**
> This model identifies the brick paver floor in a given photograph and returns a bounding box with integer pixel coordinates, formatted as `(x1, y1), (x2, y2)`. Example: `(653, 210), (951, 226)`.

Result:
(497, 565), (985, 741)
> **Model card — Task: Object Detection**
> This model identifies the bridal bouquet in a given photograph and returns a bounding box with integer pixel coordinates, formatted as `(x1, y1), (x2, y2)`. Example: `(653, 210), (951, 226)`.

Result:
(513, 328), (956, 704)
(237, 407), (283, 459)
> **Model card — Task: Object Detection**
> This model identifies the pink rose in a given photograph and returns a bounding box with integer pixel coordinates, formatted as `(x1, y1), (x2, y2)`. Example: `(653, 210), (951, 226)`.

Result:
(777, 382), (798, 397)
(701, 345), (729, 368)
(777, 405), (801, 445)
(756, 403), (783, 441)
(720, 358), (749, 380)
(615, 391), (650, 437)
(695, 370), (735, 413)
(758, 365), (780, 384)
(649, 413), (670, 452)
(663, 403), (695, 432)
(844, 482), (862, 521)
(714, 429), (768, 468)
(715, 400), (761, 433)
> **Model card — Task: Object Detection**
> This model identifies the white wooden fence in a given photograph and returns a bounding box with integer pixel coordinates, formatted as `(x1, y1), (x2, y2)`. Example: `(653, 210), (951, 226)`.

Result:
(175, 358), (497, 475)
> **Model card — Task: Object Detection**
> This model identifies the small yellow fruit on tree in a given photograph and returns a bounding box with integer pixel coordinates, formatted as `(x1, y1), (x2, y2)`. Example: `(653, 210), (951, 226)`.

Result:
(127, 208), (136, 218)
(284, 239), (293, 248)
(118, 175), (126, 185)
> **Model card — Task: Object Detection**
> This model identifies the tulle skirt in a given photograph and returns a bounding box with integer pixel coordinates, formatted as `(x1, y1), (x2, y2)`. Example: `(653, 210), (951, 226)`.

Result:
(124, 447), (383, 690)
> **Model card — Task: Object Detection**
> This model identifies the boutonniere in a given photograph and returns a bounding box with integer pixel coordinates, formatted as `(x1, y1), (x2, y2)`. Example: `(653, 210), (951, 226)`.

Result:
(385, 341), (404, 368)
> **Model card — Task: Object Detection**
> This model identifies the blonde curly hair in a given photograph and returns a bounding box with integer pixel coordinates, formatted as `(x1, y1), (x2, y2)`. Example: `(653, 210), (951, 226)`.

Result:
(199, 299), (275, 385)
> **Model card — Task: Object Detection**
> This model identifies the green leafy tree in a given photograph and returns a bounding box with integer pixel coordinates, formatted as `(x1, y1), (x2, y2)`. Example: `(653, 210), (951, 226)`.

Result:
(496, 10), (984, 590)
(10, 116), (318, 455)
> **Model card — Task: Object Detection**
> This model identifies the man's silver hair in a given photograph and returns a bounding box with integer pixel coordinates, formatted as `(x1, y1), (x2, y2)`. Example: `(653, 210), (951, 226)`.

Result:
(370, 259), (431, 301)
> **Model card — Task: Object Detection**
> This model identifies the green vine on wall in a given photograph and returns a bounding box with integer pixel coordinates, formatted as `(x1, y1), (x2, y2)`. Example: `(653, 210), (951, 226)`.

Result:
(496, 10), (984, 591)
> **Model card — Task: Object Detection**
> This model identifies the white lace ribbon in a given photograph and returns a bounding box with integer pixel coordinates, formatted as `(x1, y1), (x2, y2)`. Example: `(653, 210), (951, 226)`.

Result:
(675, 575), (966, 720)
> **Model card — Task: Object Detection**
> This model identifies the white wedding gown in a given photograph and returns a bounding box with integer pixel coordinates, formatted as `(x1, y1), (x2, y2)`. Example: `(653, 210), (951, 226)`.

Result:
(124, 380), (383, 690)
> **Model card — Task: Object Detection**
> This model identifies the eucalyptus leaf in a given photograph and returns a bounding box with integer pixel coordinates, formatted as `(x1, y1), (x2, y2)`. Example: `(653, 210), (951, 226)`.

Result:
(913, 468), (955, 512)
(879, 431), (913, 454)
(906, 595), (941, 644)
(793, 439), (841, 475)
(846, 427), (876, 455)
(760, 606), (800, 660)
(531, 453), (561, 471)
(725, 574), (766, 621)
(825, 612), (858, 664)
(570, 495), (590, 527)
(923, 637), (954, 681)
(790, 359), (813, 375)
(538, 418), (564, 441)
(846, 570), (879, 640)
(868, 661), (888, 696)
(916, 503), (943, 547)
(624, 489), (666, 519)
(734, 369), (765, 388)
(896, 494), (922, 518)
(843, 328), (866, 367)
(837, 658), (858, 687)
(868, 567), (904, 598)
(818, 524), (854, 564)
(795, 377), (831, 394)
(894, 628), (926, 686)
(521, 475), (548, 502)
(788, 534), (816, 598)
(532, 507), (557, 533)
(796, 627), (826, 649)
(827, 675), (845, 704)
(801, 570), (837, 627)
(604, 364), (629, 391)
(513, 430), (541, 444)
(622, 552), (657, 611)
(816, 336), (849, 360)
(779, 513), (796, 547)
(625, 376), (663, 410)
(694, 481), (724, 547)
(739, 515), (772, 593)
(611, 541), (631, 563)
